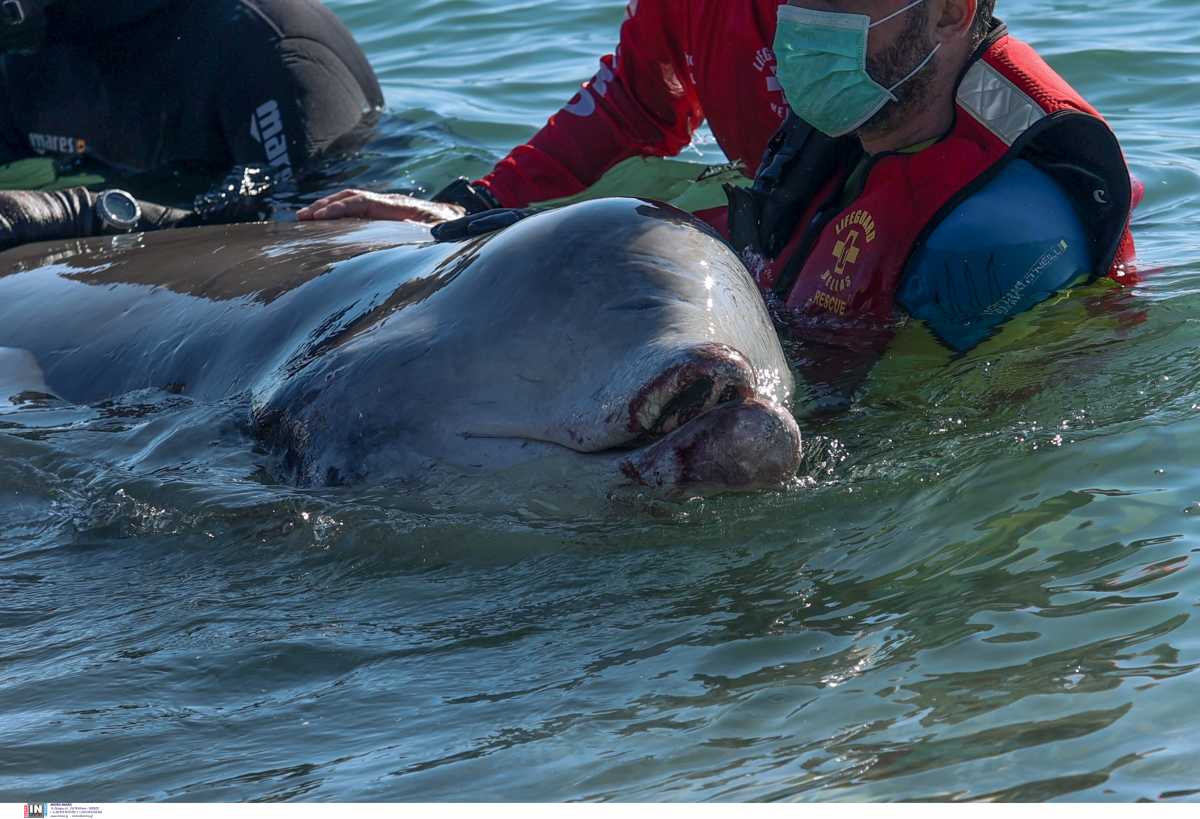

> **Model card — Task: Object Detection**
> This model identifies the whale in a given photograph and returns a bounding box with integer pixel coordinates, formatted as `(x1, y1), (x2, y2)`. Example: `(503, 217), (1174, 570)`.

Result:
(0, 198), (801, 496)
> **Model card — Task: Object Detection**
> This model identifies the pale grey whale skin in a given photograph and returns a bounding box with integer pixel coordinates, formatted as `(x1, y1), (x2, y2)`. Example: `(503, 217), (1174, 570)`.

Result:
(0, 198), (800, 494)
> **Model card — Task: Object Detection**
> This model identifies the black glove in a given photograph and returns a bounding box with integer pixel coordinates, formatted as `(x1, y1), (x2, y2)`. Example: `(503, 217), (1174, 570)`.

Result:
(432, 177), (502, 215)
(188, 165), (275, 226)
(431, 207), (536, 243)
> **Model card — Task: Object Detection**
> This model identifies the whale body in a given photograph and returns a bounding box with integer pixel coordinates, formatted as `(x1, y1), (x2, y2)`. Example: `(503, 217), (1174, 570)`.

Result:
(0, 198), (801, 495)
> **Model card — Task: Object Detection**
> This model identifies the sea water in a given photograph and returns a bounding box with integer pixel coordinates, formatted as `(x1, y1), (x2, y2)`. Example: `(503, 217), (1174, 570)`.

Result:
(2, 0), (1199, 802)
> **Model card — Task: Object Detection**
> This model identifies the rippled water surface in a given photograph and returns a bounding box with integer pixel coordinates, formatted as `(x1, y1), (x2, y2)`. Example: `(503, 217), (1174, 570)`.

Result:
(3, 0), (1200, 803)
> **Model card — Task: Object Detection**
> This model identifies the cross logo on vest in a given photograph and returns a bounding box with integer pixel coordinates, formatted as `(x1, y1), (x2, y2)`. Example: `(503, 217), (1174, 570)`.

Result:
(830, 232), (861, 286)
(821, 209), (877, 295)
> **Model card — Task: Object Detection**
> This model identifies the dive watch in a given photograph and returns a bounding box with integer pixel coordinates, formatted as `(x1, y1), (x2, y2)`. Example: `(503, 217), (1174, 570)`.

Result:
(95, 189), (142, 233)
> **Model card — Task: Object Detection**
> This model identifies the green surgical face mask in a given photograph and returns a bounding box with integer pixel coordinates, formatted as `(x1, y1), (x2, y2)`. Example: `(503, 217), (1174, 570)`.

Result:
(774, 0), (941, 138)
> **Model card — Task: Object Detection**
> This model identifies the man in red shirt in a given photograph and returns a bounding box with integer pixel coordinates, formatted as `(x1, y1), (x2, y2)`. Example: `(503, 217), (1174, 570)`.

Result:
(300, 0), (826, 222)
(300, 0), (1136, 355)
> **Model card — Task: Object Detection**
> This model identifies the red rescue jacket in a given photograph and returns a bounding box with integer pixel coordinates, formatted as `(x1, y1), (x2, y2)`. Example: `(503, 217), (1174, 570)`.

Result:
(745, 30), (1138, 320)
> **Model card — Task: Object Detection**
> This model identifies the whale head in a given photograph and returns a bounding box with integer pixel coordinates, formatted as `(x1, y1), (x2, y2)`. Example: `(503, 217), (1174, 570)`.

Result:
(252, 199), (802, 496)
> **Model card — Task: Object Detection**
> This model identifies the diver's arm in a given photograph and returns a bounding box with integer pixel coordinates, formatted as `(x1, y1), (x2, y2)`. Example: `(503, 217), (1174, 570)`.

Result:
(216, 51), (308, 185)
(219, 11), (387, 225)
(473, 0), (703, 209)
(897, 160), (1094, 353)
(0, 188), (192, 252)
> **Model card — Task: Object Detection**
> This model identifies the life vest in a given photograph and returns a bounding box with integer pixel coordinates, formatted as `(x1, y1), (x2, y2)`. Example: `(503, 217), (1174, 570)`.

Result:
(724, 25), (1138, 322)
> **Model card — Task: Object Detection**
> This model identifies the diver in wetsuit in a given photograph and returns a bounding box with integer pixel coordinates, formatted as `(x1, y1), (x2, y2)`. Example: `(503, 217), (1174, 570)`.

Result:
(0, 0), (383, 251)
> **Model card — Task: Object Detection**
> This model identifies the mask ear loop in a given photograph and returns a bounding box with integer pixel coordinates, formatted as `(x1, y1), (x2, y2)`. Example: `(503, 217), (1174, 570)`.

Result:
(868, 0), (926, 29)
(866, 0), (940, 99)
(885, 42), (942, 94)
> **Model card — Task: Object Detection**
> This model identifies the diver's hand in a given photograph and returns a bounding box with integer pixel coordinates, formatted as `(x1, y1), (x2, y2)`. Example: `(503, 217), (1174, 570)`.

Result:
(187, 165), (275, 226)
(296, 190), (466, 224)
(431, 208), (536, 242)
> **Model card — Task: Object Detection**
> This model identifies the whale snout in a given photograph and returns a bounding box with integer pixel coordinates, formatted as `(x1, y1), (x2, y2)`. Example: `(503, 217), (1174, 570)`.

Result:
(627, 343), (758, 442)
(621, 396), (802, 493)
(601, 343), (802, 493)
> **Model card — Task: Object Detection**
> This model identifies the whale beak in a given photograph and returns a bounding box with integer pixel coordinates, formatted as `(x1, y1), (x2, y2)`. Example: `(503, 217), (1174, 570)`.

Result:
(619, 343), (801, 492)
(620, 397), (802, 493)
(627, 343), (758, 441)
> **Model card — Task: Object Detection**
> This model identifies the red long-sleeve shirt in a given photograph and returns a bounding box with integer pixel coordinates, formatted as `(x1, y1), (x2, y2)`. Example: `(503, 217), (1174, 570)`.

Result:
(477, 0), (790, 208)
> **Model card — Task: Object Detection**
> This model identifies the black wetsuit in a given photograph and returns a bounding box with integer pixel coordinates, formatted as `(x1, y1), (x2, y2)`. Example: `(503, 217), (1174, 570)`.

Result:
(0, 0), (383, 249)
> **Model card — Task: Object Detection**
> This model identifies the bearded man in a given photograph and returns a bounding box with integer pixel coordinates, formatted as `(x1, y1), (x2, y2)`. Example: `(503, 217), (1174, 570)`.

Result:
(300, 0), (1138, 353)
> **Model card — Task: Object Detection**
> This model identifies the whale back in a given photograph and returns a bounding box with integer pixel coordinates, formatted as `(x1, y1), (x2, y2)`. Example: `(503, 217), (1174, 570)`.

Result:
(0, 220), (442, 402)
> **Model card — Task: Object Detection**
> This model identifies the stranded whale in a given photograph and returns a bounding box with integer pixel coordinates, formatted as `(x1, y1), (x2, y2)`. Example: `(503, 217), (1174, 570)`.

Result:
(0, 198), (801, 495)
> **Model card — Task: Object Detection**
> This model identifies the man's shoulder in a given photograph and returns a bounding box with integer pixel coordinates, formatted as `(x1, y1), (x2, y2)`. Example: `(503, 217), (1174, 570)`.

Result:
(926, 159), (1086, 252)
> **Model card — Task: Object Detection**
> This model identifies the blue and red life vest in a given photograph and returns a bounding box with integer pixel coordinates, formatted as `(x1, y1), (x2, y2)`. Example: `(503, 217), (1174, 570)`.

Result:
(723, 27), (1139, 322)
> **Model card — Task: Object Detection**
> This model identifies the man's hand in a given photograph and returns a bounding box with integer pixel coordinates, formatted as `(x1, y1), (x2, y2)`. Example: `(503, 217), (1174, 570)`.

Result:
(296, 190), (466, 224)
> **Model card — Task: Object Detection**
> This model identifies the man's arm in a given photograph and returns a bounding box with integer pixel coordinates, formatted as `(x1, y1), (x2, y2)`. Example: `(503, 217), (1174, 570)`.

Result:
(477, 0), (703, 208)
(897, 160), (1094, 353)
(0, 188), (97, 251)
(298, 0), (704, 224)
